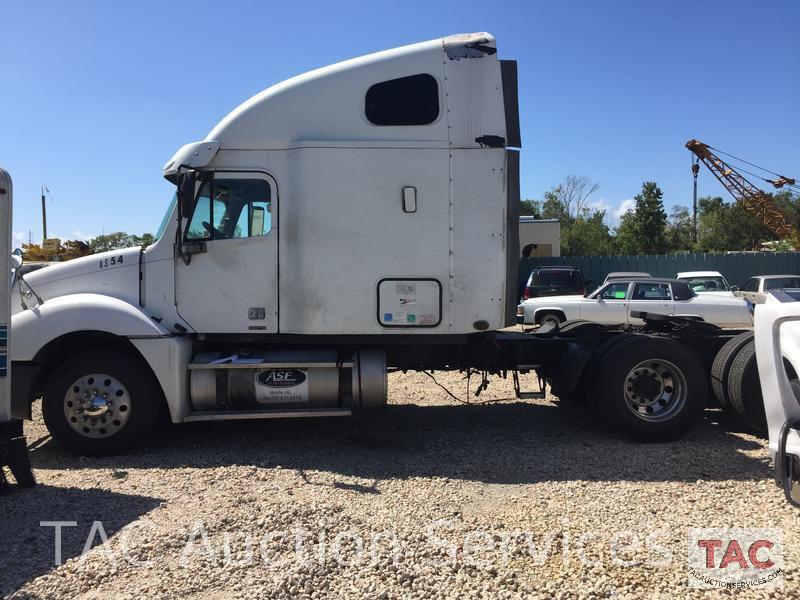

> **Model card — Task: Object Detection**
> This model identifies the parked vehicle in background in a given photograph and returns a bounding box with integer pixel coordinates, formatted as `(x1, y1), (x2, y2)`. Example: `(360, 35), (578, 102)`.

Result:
(603, 271), (651, 284)
(522, 266), (585, 300)
(518, 277), (753, 328)
(675, 271), (735, 297)
(737, 275), (800, 305)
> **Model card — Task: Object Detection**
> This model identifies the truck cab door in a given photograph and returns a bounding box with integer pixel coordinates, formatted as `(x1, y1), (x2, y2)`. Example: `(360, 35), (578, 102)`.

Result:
(176, 172), (278, 333)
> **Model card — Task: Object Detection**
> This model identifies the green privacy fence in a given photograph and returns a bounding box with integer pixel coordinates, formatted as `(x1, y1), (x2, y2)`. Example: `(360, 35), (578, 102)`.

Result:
(520, 253), (800, 291)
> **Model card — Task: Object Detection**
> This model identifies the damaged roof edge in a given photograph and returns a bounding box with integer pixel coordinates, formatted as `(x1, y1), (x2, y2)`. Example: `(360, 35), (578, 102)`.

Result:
(443, 32), (497, 60)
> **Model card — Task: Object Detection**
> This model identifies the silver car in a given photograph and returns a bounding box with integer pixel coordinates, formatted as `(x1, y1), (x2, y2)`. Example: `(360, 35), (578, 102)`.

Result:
(518, 277), (753, 328)
(737, 275), (800, 305)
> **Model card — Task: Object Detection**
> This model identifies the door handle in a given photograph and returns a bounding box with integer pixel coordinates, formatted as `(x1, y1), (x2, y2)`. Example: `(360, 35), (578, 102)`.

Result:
(402, 186), (417, 213)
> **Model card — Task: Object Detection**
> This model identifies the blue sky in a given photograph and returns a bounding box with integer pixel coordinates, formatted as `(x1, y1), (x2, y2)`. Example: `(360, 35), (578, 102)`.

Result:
(2, 0), (798, 246)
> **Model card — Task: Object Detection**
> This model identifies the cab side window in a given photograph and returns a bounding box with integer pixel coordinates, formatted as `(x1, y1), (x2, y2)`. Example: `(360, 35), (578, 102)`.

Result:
(742, 279), (758, 292)
(186, 178), (272, 241)
(600, 283), (629, 300)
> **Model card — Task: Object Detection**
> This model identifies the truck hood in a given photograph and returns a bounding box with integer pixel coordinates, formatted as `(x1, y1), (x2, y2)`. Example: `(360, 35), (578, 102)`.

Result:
(14, 247), (142, 313)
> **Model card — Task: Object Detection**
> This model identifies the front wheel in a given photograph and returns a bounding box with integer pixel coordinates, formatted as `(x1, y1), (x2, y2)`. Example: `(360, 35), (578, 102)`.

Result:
(593, 336), (706, 441)
(42, 350), (161, 456)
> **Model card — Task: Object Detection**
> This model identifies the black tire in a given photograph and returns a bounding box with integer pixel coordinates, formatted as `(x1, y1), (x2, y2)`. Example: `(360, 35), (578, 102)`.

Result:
(567, 334), (644, 404)
(42, 350), (161, 456)
(710, 331), (754, 410)
(727, 340), (768, 436)
(594, 336), (706, 441)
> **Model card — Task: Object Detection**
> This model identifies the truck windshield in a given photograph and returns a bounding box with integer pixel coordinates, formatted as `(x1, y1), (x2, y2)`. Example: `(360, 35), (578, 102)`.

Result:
(154, 194), (177, 241)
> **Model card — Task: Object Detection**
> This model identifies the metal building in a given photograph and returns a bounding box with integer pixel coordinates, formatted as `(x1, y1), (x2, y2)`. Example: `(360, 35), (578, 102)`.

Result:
(519, 217), (561, 257)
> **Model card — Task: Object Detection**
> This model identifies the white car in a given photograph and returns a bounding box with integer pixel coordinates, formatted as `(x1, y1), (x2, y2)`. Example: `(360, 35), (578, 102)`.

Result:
(517, 277), (753, 328)
(675, 270), (735, 297)
(737, 274), (800, 305)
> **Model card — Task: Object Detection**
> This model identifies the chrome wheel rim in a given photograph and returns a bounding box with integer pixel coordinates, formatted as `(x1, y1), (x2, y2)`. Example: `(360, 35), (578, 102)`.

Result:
(623, 359), (687, 423)
(63, 373), (131, 438)
(540, 315), (560, 327)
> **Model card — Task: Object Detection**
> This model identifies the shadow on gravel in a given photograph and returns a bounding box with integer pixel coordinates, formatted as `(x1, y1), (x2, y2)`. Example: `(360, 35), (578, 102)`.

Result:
(25, 400), (770, 487)
(0, 485), (162, 597)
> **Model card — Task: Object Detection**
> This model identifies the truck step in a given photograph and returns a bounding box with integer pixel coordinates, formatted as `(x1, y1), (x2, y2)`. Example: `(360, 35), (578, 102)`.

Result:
(188, 362), (354, 370)
(515, 392), (546, 399)
(183, 408), (352, 422)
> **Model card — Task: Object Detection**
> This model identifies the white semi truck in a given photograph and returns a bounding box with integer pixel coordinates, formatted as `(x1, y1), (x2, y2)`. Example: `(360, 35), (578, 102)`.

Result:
(6, 33), (757, 456)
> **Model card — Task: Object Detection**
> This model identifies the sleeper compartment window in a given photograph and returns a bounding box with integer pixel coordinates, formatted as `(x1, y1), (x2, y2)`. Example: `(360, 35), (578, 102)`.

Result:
(365, 74), (439, 126)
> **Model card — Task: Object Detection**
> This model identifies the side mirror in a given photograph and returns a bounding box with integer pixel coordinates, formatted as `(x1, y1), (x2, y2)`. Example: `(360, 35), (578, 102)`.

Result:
(178, 170), (198, 216)
(11, 254), (22, 270)
(251, 206), (266, 236)
(731, 286), (740, 293)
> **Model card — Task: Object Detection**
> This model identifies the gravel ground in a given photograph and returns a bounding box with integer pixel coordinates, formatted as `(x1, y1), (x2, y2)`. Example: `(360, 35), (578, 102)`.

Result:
(2, 369), (799, 599)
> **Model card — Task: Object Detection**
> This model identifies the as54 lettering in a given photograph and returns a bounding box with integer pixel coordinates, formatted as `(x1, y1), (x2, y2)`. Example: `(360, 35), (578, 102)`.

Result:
(98, 255), (124, 270)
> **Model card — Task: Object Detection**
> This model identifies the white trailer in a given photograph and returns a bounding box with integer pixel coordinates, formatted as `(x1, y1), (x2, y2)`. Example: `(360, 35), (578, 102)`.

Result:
(0, 169), (35, 489)
(7, 33), (753, 455)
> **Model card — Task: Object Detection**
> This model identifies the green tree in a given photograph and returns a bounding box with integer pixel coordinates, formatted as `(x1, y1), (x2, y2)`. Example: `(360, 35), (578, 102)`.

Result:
(541, 190), (569, 221)
(566, 210), (613, 256)
(89, 232), (155, 252)
(632, 182), (667, 254)
(696, 196), (776, 251)
(665, 205), (695, 252)
(519, 199), (541, 217)
(89, 232), (134, 252)
(132, 233), (155, 247)
(613, 209), (640, 255)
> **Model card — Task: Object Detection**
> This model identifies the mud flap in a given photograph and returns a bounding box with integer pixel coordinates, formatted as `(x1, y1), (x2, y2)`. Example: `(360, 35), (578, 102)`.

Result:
(0, 420), (35, 492)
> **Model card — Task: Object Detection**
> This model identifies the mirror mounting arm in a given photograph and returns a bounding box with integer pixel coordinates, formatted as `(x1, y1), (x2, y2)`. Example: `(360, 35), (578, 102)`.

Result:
(16, 273), (44, 309)
(175, 164), (210, 265)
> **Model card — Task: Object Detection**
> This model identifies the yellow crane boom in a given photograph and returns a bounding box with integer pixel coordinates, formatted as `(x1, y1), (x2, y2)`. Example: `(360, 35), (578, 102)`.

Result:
(686, 139), (796, 241)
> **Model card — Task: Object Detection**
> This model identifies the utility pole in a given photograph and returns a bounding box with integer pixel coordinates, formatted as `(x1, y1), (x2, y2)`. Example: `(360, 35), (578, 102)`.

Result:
(691, 158), (699, 243)
(41, 186), (48, 242)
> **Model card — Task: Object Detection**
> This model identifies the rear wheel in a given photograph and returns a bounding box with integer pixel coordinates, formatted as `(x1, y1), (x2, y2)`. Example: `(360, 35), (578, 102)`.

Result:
(565, 334), (641, 404)
(594, 336), (706, 441)
(42, 350), (161, 456)
(727, 340), (768, 435)
(536, 311), (565, 327)
(710, 331), (754, 410)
